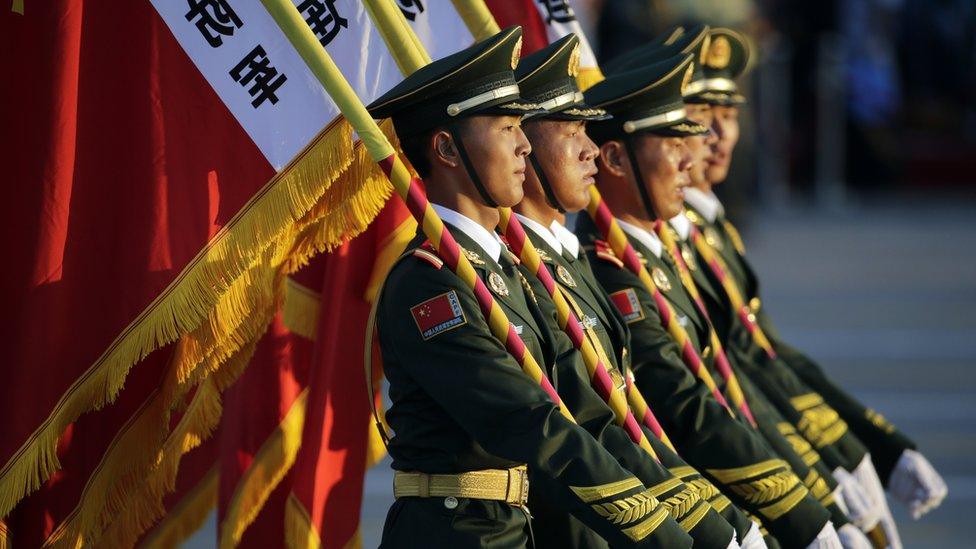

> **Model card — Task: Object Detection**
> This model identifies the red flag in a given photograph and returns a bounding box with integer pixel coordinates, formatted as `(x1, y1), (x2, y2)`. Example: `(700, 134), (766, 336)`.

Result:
(139, 437), (219, 549)
(285, 197), (414, 548)
(216, 258), (323, 547)
(2, 0), (389, 544)
(482, 0), (549, 54)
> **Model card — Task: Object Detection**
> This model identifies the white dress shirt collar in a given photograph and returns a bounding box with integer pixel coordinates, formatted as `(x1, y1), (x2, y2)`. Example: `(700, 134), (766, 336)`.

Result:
(515, 213), (563, 256)
(431, 203), (502, 263)
(550, 220), (581, 259)
(669, 211), (692, 241)
(616, 218), (663, 258)
(684, 187), (725, 223)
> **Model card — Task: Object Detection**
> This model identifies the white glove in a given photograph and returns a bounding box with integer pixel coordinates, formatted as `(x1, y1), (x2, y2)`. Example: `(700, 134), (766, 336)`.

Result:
(739, 521), (768, 549)
(837, 523), (873, 549)
(852, 454), (903, 549)
(725, 535), (742, 549)
(832, 467), (882, 531)
(805, 521), (843, 549)
(888, 449), (948, 518)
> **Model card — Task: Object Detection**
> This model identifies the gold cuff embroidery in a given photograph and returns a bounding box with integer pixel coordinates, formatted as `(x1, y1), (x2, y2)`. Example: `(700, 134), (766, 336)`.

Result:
(707, 459), (786, 484)
(729, 471), (801, 505)
(678, 500), (710, 531)
(790, 393), (824, 411)
(591, 487), (662, 525)
(866, 408), (896, 434)
(709, 493), (732, 513)
(668, 466), (697, 479)
(662, 487), (702, 522)
(570, 477), (643, 503)
(646, 477), (684, 498)
(758, 485), (809, 520)
(622, 507), (671, 542)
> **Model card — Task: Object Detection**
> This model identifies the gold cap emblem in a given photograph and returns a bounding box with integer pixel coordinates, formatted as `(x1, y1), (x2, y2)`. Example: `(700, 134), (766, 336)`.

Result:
(488, 271), (509, 296)
(511, 36), (523, 70)
(706, 36), (731, 69)
(699, 34), (712, 65)
(568, 43), (581, 77)
(651, 267), (672, 291)
(681, 63), (694, 95)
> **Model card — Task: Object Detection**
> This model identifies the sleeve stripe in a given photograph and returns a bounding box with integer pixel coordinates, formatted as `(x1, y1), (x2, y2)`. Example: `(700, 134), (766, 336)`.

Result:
(569, 477), (643, 503)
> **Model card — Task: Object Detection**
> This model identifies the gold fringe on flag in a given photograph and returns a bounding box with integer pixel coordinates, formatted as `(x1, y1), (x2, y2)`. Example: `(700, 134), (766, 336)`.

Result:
(92, 120), (397, 545)
(139, 466), (218, 549)
(282, 277), (323, 340)
(576, 67), (604, 91)
(285, 493), (321, 549)
(41, 261), (276, 546)
(219, 389), (308, 549)
(8, 108), (393, 544)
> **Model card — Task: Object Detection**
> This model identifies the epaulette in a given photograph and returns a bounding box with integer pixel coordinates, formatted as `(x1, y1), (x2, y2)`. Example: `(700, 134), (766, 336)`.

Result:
(594, 240), (625, 269)
(412, 242), (443, 269)
(684, 209), (705, 226)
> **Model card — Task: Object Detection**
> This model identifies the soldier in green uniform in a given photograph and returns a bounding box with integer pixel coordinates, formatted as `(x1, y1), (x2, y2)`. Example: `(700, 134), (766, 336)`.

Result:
(506, 34), (750, 549)
(681, 26), (946, 544)
(572, 47), (845, 548)
(366, 27), (692, 548)
(601, 27), (880, 549)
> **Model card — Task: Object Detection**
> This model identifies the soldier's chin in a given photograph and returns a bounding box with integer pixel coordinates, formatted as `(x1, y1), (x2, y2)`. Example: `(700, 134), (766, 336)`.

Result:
(706, 164), (730, 184)
(497, 186), (525, 208)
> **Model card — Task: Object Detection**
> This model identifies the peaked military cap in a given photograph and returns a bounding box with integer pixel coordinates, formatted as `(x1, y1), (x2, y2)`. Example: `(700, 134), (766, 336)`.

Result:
(604, 25), (715, 105)
(367, 26), (542, 137)
(584, 53), (709, 138)
(699, 28), (750, 106)
(602, 24), (705, 75)
(515, 34), (609, 121)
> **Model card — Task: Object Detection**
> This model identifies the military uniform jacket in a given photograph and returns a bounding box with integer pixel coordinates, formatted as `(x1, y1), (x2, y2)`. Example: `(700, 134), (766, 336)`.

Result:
(377, 225), (691, 548)
(513, 224), (738, 549)
(575, 214), (831, 547)
(663, 220), (853, 526)
(685, 204), (916, 481)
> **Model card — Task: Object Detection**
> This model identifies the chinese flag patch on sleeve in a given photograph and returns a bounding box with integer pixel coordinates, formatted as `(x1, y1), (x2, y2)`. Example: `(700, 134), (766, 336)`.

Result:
(609, 288), (645, 324)
(411, 290), (467, 340)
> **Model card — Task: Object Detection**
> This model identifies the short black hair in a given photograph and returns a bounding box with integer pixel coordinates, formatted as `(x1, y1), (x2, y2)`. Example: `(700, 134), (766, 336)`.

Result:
(394, 119), (478, 179)
(396, 127), (435, 179)
(585, 120), (621, 147)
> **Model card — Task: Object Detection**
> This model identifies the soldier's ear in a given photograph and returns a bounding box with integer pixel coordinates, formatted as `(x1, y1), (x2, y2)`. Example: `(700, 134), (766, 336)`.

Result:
(431, 130), (460, 169)
(599, 140), (627, 178)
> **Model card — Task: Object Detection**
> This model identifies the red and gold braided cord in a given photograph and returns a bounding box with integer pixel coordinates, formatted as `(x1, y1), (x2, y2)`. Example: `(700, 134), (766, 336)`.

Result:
(499, 208), (656, 459)
(585, 187), (734, 418)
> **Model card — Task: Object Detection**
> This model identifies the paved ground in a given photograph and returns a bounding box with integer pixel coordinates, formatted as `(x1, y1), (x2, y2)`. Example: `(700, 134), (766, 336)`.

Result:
(184, 194), (976, 547)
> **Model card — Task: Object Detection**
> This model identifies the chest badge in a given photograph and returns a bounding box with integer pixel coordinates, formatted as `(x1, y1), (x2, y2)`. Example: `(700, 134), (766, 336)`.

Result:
(556, 264), (577, 287)
(488, 271), (509, 297)
(651, 267), (672, 292)
(704, 227), (723, 250)
(463, 248), (486, 266)
(681, 246), (698, 271)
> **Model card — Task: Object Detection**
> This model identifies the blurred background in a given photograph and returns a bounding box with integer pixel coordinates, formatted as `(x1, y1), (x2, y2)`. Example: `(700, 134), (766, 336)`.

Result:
(579, 0), (976, 211)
